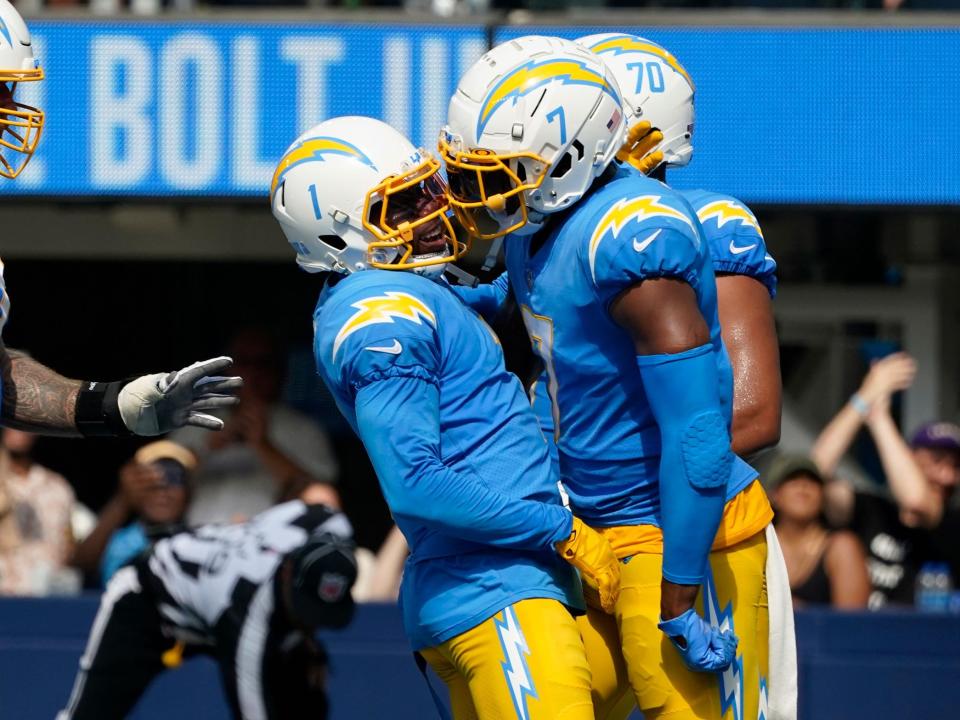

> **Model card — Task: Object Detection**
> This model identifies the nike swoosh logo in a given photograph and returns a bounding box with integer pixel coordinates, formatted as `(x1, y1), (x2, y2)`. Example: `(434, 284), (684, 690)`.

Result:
(633, 229), (662, 253)
(729, 241), (758, 255)
(364, 339), (403, 355)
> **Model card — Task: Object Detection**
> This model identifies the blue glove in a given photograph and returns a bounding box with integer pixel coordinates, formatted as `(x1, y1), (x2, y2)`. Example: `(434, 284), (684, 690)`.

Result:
(658, 609), (738, 673)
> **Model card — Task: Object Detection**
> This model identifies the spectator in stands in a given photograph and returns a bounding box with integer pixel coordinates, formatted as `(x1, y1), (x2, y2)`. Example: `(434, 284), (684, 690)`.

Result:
(172, 327), (338, 525)
(812, 352), (960, 608)
(0, 429), (79, 595)
(70, 441), (194, 585)
(767, 454), (870, 608)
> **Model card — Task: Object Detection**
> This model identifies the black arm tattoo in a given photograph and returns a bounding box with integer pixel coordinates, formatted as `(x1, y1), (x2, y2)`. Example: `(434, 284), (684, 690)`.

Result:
(0, 345), (82, 436)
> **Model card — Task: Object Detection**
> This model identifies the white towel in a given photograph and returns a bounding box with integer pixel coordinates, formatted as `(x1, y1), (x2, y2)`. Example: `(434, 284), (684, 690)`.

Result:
(764, 523), (798, 720)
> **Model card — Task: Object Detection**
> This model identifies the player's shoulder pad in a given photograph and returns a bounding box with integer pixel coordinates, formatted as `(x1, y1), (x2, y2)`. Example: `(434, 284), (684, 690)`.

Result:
(583, 177), (705, 294)
(316, 271), (442, 390)
(681, 189), (777, 296)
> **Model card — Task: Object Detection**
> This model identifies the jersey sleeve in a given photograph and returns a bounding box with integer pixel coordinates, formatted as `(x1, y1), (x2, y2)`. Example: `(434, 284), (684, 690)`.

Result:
(448, 271), (510, 323)
(694, 195), (778, 298)
(354, 374), (573, 550)
(323, 298), (442, 398)
(588, 219), (705, 308)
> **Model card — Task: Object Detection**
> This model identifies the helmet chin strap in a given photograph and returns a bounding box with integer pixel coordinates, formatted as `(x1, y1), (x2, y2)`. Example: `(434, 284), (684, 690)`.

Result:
(511, 208), (546, 237)
(409, 252), (448, 280)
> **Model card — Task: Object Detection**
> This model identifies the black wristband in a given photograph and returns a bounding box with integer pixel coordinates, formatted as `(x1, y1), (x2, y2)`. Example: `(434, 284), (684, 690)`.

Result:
(76, 380), (133, 437)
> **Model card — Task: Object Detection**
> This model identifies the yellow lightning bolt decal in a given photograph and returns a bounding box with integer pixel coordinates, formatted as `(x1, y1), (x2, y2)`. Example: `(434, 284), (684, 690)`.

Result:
(271, 137), (378, 198)
(587, 36), (695, 92)
(696, 200), (763, 238)
(332, 292), (436, 359)
(588, 195), (697, 283)
(478, 59), (618, 136)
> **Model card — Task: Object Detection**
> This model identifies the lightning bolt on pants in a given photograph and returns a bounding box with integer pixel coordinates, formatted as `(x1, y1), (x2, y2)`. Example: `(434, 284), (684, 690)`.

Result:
(578, 531), (769, 720)
(420, 598), (594, 720)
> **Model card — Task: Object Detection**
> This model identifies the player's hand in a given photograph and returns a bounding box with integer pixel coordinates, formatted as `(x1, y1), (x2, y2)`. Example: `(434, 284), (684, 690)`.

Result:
(117, 356), (242, 436)
(616, 121), (665, 176)
(555, 516), (621, 614)
(658, 608), (738, 673)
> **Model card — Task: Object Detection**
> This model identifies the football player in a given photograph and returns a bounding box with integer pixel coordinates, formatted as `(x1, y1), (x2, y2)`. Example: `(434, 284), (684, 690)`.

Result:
(440, 35), (753, 720)
(58, 500), (357, 720)
(0, 0), (240, 438)
(269, 115), (620, 719)
(574, 32), (792, 720)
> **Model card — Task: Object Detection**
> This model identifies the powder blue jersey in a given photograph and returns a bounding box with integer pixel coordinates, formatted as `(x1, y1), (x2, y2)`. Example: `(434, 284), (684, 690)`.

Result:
(313, 269), (582, 650)
(457, 179), (777, 525)
(681, 188), (777, 299)
(458, 174), (756, 528)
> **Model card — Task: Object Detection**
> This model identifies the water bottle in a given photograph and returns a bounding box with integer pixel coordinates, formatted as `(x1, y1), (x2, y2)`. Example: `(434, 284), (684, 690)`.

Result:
(915, 562), (953, 613)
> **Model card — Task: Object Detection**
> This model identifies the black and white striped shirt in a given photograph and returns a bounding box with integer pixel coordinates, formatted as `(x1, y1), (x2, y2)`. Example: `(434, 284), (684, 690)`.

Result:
(146, 501), (352, 645)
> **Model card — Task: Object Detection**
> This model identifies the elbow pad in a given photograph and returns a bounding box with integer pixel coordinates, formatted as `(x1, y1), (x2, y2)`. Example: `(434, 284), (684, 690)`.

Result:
(637, 344), (734, 585)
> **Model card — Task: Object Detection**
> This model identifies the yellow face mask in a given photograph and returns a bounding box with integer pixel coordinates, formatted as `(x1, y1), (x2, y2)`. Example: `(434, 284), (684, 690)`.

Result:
(437, 131), (549, 241)
(0, 68), (44, 180)
(361, 152), (468, 271)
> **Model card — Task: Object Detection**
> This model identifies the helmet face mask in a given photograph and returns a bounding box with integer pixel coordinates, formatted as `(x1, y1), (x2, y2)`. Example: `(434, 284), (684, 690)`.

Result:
(363, 153), (465, 271)
(442, 36), (627, 240)
(0, 0), (44, 180)
(271, 116), (468, 277)
(438, 130), (549, 240)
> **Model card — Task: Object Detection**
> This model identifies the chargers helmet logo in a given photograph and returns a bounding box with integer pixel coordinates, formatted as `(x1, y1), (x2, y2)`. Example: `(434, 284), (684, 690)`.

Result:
(477, 58), (620, 138)
(271, 137), (379, 198)
(0, 17), (11, 47)
(584, 35), (695, 91)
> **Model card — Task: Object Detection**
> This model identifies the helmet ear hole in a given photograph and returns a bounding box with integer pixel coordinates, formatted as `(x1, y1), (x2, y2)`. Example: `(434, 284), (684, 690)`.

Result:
(320, 235), (347, 251)
(571, 139), (585, 160)
(515, 162), (527, 184)
(550, 152), (573, 179)
(279, 181), (286, 208)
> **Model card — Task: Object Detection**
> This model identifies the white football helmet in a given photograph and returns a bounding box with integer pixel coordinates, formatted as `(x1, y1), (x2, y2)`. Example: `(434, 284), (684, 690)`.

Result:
(0, 0), (43, 180)
(578, 33), (695, 170)
(271, 116), (463, 276)
(440, 35), (626, 239)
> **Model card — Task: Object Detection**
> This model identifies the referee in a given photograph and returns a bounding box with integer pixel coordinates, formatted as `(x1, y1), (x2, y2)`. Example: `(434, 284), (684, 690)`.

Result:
(57, 501), (358, 720)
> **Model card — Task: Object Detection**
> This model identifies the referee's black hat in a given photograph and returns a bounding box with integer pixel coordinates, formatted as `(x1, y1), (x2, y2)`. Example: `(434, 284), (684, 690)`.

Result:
(286, 533), (358, 630)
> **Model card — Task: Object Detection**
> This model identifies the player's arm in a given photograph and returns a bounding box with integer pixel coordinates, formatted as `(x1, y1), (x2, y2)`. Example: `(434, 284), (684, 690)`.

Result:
(0, 343), (241, 437)
(609, 278), (737, 671)
(448, 270), (510, 322)
(715, 274), (781, 456)
(450, 272), (542, 389)
(355, 374), (573, 548)
(355, 372), (619, 610)
(0, 345), (83, 435)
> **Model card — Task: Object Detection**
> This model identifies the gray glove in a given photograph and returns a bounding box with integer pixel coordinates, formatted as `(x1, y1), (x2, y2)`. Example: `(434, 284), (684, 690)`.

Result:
(117, 356), (242, 436)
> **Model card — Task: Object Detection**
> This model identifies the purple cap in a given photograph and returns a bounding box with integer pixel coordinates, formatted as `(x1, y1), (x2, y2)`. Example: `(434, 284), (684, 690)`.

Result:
(910, 422), (960, 453)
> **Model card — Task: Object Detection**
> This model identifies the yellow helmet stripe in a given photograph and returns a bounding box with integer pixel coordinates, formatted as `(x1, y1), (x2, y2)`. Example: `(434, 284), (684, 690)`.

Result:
(587, 36), (695, 92)
(478, 58), (619, 137)
(271, 137), (378, 198)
